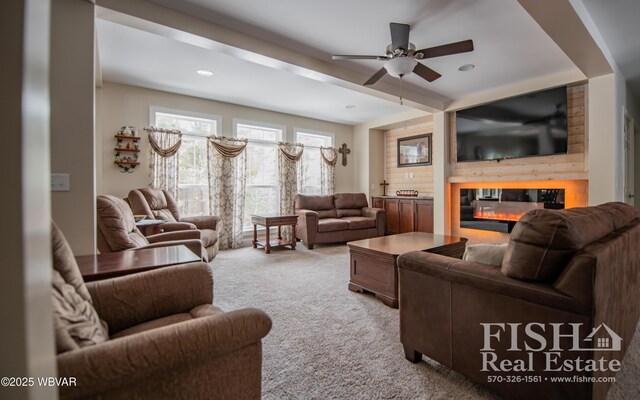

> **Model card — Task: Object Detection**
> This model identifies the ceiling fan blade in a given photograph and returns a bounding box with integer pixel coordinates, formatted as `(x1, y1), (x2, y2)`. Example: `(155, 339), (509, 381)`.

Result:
(413, 63), (441, 82)
(332, 55), (387, 60)
(390, 22), (410, 52)
(416, 39), (474, 59)
(364, 68), (388, 86)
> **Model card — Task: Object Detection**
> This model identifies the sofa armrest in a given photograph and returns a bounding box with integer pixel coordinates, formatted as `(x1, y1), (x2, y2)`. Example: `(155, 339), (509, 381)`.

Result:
(86, 262), (213, 333)
(397, 251), (590, 316)
(160, 221), (197, 232)
(295, 209), (319, 243)
(362, 207), (385, 236)
(58, 308), (272, 400)
(181, 215), (220, 231)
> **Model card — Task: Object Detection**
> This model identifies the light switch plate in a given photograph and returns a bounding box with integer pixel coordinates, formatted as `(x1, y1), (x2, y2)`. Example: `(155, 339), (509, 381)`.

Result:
(51, 173), (70, 192)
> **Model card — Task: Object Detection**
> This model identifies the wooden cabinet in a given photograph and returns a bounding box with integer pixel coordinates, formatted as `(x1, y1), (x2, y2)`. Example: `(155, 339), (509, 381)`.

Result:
(385, 199), (400, 234)
(399, 200), (415, 233)
(372, 197), (434, 234)
(415, 200), (434, 233)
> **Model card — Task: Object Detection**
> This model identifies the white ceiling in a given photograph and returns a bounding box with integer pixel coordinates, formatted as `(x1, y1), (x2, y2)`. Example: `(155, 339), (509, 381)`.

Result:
(98, 0), (581, 125)
(148, 0), (576, 99)
(97, 19), (412, 125)
(581, 0), (640, 99)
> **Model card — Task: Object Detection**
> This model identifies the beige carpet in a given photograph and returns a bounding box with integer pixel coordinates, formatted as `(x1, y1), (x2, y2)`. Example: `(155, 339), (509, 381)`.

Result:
(212, 243), (639, 400)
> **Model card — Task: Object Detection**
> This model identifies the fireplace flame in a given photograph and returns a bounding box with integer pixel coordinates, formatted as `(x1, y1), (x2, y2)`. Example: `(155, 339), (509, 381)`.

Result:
(473, 210), (525, 222)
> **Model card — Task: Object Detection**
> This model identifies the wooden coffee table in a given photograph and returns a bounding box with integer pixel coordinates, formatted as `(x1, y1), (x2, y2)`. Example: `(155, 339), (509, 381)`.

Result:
(251, 213), (298, 254)
(76, 245), (201, 282)
(347, 232), (468, 308)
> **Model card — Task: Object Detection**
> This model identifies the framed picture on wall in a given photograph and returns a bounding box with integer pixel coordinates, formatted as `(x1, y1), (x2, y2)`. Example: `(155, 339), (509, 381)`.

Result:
(397, 133), (432, 167)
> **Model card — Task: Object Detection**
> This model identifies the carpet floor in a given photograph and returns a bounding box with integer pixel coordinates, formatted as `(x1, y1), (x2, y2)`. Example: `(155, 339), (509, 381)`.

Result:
(212, 243), (639, 400)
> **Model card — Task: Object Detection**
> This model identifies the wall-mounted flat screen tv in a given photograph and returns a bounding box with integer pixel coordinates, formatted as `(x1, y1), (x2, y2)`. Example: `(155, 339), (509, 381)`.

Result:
(456, 86), (568, 162)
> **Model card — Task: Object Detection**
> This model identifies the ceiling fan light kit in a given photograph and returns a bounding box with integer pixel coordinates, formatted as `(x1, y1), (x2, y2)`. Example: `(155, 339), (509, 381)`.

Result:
(332, 22), (474, 86)
(384, 57), (418, 78)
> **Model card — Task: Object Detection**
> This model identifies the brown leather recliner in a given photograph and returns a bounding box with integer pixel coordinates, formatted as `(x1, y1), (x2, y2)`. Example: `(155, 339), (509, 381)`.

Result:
(398, 202), (640, 400)
(295, 193), (385, 249)
(52, 222), (272, 399)
(128, 188), (220, 261)
(96, 195), (206, 260)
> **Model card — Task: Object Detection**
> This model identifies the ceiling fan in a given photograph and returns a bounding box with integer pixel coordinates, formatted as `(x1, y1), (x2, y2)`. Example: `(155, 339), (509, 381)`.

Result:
(332, 23), (474, 86)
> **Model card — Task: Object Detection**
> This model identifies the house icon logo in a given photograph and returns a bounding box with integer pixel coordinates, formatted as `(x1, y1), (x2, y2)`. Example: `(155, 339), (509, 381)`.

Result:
(581, 323), (622, 351)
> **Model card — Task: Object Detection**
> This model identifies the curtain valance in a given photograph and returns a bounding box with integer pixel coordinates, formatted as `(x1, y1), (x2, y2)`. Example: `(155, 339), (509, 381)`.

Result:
(278, 142), (304, 162)
(145, 127), (182, 158)
(209, 136), (248, 158)
(320, 146), (338, 166)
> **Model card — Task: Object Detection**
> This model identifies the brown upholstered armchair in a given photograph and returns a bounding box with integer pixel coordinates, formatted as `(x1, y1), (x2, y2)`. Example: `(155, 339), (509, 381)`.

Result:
(128, 188), (220, 260)
(96, 195), (207, 260)
(51, 222), (272, 399)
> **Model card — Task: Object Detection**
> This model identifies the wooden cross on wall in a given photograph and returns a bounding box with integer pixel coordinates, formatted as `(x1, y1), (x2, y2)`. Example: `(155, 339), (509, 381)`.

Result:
(338, 143), (350, 166)
(380, 180), (389, 196)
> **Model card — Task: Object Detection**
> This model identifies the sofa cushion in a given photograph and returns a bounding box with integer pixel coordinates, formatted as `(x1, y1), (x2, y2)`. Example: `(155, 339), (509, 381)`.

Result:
(317, 209), (338, 219)
(337, 208), (362, 218)
(317, 218), (349, 232)
(501, 202), (632, 282)
(295, 194), (334, 210)
(334, 193), (368, 209)
(463, 243), (508, 267)
(342, 216), (376, 230)
(52, 269), (109, 353)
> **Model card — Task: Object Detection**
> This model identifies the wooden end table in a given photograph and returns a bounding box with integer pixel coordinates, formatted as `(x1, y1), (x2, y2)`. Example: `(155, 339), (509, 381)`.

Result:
(250, 213), (298, 254)
(76, 244), (201, 282)
(347, 232), (468, 308)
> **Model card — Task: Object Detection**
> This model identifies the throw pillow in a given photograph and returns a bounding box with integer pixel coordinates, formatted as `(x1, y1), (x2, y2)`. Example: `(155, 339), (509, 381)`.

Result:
(52, 270), (108, 353)
(463, 243), (508, 267)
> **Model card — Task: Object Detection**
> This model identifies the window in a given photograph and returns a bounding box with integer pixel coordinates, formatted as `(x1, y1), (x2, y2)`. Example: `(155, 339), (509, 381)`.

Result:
(151, 108), (219, 216)
(235, 121), (284, 230)
(296, 130), (334, 195)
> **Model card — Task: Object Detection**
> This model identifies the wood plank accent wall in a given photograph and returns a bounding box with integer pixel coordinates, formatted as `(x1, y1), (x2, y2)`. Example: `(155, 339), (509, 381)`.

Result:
(384, 121), (434, 196)
(449, 84), (588, 183)
(451, 180), (589, 244)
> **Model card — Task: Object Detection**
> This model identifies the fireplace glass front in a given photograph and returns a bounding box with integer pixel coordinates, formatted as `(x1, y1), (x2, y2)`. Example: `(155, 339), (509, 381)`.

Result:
(460, 188), (565, 233)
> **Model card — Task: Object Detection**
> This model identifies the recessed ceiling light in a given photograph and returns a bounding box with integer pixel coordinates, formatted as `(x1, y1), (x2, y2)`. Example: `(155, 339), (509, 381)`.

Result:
(196, 69), (214, 77)
(345, 104), (357, 109)
(458, 64), (475, 72)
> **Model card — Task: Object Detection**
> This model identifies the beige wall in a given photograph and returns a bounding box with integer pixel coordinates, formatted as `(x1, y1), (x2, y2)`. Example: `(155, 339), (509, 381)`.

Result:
(51, 0), (96, 255)
(352, 110), (433, 199)
(97, 82), (355, 198)
(384, 121), (435, 197)
(2, 0), (57, 398)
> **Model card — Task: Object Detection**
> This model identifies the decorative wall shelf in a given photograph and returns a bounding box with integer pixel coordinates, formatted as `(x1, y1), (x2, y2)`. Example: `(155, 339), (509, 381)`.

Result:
(114, 126), (140, 173)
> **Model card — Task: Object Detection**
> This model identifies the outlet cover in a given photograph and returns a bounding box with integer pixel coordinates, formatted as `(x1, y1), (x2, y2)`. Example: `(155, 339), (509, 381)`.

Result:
(51, 173), (70, 192)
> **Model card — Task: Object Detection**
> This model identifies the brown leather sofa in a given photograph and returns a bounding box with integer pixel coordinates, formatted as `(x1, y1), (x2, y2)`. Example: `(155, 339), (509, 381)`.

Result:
(295, 193), (385, 249)
(128, 188), (220, 260)
(51, 222), (272, 399)
(397, 202), (640, 400)
(96, 195), (207, 260)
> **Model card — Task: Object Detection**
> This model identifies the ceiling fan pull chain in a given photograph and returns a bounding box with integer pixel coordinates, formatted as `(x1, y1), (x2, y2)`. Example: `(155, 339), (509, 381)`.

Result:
(399, 75), (404, 105)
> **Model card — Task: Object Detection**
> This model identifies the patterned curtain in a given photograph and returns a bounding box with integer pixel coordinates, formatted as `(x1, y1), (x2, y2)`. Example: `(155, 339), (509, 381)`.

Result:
(208, 136), (248, 250)
(278, 142), (304, 241)
(147, 127), (182, 199)
(320, 146), (338, 195)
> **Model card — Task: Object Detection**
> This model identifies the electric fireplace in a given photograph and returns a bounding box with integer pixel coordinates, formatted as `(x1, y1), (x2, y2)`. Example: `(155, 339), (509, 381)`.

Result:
(460, 188), (565, 233)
